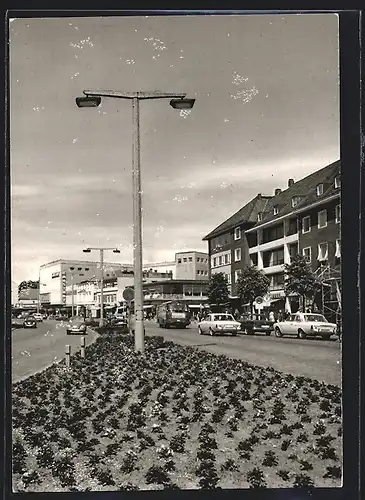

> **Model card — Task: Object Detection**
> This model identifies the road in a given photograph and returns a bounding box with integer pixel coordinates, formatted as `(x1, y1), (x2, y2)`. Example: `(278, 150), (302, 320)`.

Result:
(11, 319), (341, 387)
(11, 320), (99, 383)
(145, 321), (342, 386)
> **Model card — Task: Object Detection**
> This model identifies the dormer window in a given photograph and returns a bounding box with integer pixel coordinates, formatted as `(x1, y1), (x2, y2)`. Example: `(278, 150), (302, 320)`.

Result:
(257, 212), (262, 222)
(316, 183), (324, 196)
(335, 175), (341, 188)
(292, 196), (298, 208)
(273, 206), (279, 215)
(234, 227), (241, 240)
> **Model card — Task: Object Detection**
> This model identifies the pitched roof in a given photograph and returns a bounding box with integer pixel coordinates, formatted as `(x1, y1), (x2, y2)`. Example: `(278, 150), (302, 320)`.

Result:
(250, 159), (340, 228)
(202, 194), (272, 240)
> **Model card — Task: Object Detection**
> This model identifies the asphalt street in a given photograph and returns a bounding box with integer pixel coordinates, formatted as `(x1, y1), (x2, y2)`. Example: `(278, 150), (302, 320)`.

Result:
(11, 320), (99, 383)
(145, 320), (342, 386)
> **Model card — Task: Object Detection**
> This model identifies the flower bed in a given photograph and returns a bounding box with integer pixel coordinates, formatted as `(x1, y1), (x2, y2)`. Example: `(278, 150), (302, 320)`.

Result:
(12, 334), (342, 491)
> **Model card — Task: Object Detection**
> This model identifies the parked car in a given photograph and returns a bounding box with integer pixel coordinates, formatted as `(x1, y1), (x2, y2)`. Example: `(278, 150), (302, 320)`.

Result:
(66, 316), (87, 335)
(56, 315), (68, 321)
(33, 313), (44, 322)
(274, 312), (337, 340)
(12, 315), (37, 329)
(239, 313), (274, 336)
(198, 313), (241, 336)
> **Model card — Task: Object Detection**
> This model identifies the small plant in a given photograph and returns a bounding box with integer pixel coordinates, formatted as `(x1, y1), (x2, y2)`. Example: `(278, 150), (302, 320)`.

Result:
(21, 470), (41, 487)
(313, 421), (326, 435)
(196, 460), (220, 490)
(280, 424), (293, 436)
(246, 467), (267, 488)
(281, 439), (291, 451)
(298, 459), (314, 471)
(170, 433), (186, 453)
(221, 458), (238, 472)
(262, 450), (278, 467)
(301, 414), (312, 423)
(293, 474), (315, 487)
(319, 447), (338, 460)
(277, 470), (291, 481)
(297, 433), (309, 443)
(323, 466), (341, 479)
(145, 465), (170, 485)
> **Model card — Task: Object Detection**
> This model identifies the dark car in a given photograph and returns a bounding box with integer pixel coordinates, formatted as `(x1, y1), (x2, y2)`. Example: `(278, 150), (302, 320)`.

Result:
(66, 316), (87, 335)
(12, 315), (37, 329)
(240, 314), (274, 336)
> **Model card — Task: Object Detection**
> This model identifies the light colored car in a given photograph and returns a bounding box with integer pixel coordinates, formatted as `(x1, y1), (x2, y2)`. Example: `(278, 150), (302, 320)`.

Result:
(33, 313), (44, 322)
(274, 312), (337, 340)
(66, 316), (87, 335)
(198, 313), (241, 336)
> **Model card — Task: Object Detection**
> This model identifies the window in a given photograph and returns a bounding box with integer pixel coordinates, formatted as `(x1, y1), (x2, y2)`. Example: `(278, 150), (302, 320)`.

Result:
(318, 242), (328, 261)
(177, 259), (182, 264)
(270, 248), (284, 266)
(335, 175), (340, 188)
(234, 227), (241, 240)
(183, 258), (187, 262)
(335, 239), (341, 259)
(303, 247), (311, 263)
(70, 267), (75, 270)
(226, 273), (232, 284)
(316, 183), (324, 196)
(257, 212), (262, 221)
(292, 196), (298, 207)
(234, 270), (241, 283)
(335, 204), (341, 223)
(271, 273), (285, 289)
(78, 267), (82, 271)
(196, 257), (200, 262)
(51, 272), (60, 279)
(213, 258), (217, 267)
(302, 216), (311, 233)
(219, 256), (223, 266)
(85, 267), (89, 271)
(224, 254), (229, 264)
(197, 270), (200, 275)
(234, 248), (242, 262)
(189, 257), (193, 262)
(273, 206), (279, 215)
(318, 209), (327, 228)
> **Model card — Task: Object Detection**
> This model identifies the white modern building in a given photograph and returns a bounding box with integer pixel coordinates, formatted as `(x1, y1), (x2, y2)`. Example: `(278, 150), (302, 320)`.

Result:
(39, 259), (133, 306)
(142, 260), (176, 278)
(175, 251), (209, 280)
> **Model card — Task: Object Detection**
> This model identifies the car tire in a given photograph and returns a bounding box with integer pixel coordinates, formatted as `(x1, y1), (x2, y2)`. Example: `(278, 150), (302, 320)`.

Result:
(298, 329), (306, 339)
(198, 326), (204, 335)
(275, 327), (283, 338)
(265, 331), (271, 336)
(232, 333), (237, 337)
(209, 328), (215, 336)
(321, 334), (331, 340)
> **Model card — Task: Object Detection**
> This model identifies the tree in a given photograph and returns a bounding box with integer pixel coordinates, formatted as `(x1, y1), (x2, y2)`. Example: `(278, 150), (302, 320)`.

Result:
(236, 266), (270, 314)
(18, 280), (39, 297)
(284, 255), (320, 311)
(207, 273), (230, 308)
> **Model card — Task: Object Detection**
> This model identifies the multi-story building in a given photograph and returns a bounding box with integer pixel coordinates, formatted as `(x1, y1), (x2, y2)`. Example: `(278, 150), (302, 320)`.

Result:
(203, 160), (340, 316)
(39, 259), (133, 307)
(143, 260), (176, 278)
(203, 194), (273, 294)
(142, 279), (209, 307)
(175, 251), (209, 280)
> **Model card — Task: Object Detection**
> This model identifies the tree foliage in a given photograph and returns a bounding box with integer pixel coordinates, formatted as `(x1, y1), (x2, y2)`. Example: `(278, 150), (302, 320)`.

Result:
(284, 255), (320, 309)
(236, 266), (270, 310)
(207, 273), (230, 307)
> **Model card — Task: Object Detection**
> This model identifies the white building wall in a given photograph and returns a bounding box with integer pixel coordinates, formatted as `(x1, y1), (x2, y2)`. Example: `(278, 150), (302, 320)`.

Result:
(143, 261), (176, 278)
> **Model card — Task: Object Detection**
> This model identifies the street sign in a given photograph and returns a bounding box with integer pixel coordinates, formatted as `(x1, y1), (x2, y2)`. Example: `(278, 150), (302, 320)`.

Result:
(123, 287), (134, 302)
(255, 296), (264, 305)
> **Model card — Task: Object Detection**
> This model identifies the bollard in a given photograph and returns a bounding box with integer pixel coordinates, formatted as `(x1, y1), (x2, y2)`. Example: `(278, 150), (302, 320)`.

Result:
(65, 344), (71, 367)
(80, 336), (86, 358)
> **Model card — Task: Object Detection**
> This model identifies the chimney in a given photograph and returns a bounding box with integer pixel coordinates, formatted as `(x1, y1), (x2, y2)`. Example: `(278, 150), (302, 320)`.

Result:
(257, 193), (262, 199)
(288, 178), (294, 188)
(274, 188), (282, 196)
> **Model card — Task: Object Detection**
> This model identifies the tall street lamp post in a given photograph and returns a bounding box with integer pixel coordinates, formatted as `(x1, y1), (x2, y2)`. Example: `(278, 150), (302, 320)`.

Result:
(83, 247), (120, 327)
(76, 90), (195, 352)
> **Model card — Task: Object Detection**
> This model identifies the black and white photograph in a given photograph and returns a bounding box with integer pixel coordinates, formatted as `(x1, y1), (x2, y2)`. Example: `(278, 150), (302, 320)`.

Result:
(9, 12), (343, 491)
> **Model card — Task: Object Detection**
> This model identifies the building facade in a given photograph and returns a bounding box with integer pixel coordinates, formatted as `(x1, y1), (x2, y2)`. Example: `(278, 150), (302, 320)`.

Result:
(142, 279), (209, 306)
(142, 261), (176, 278)
(39, 259), (133, 306)
(203, 160), (341, 317)
(175, 251), (209, 280)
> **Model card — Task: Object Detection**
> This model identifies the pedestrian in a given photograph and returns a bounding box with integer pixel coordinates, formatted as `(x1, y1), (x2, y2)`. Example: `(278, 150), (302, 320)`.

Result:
(269, 310), (275, 322)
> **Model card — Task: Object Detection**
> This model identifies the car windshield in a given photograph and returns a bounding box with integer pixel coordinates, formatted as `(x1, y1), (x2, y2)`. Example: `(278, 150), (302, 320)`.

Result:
(214, 314), (235, 321)
(171, 303), (187, 313)
(304, 314), (327, 323)
(70, 316), (84, 323)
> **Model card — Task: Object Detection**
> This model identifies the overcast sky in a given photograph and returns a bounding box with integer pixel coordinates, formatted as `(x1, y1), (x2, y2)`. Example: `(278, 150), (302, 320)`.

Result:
(10, 13), (339, 284)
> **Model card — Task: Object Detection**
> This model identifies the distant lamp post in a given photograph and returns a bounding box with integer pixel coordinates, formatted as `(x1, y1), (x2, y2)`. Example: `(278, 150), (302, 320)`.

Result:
(82, 247), (120, 327)
(76, 89), (196, 353)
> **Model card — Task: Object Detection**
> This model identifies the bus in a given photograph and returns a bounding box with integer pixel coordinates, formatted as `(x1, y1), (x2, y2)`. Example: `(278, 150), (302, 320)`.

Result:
(156, 301), (191, 329)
